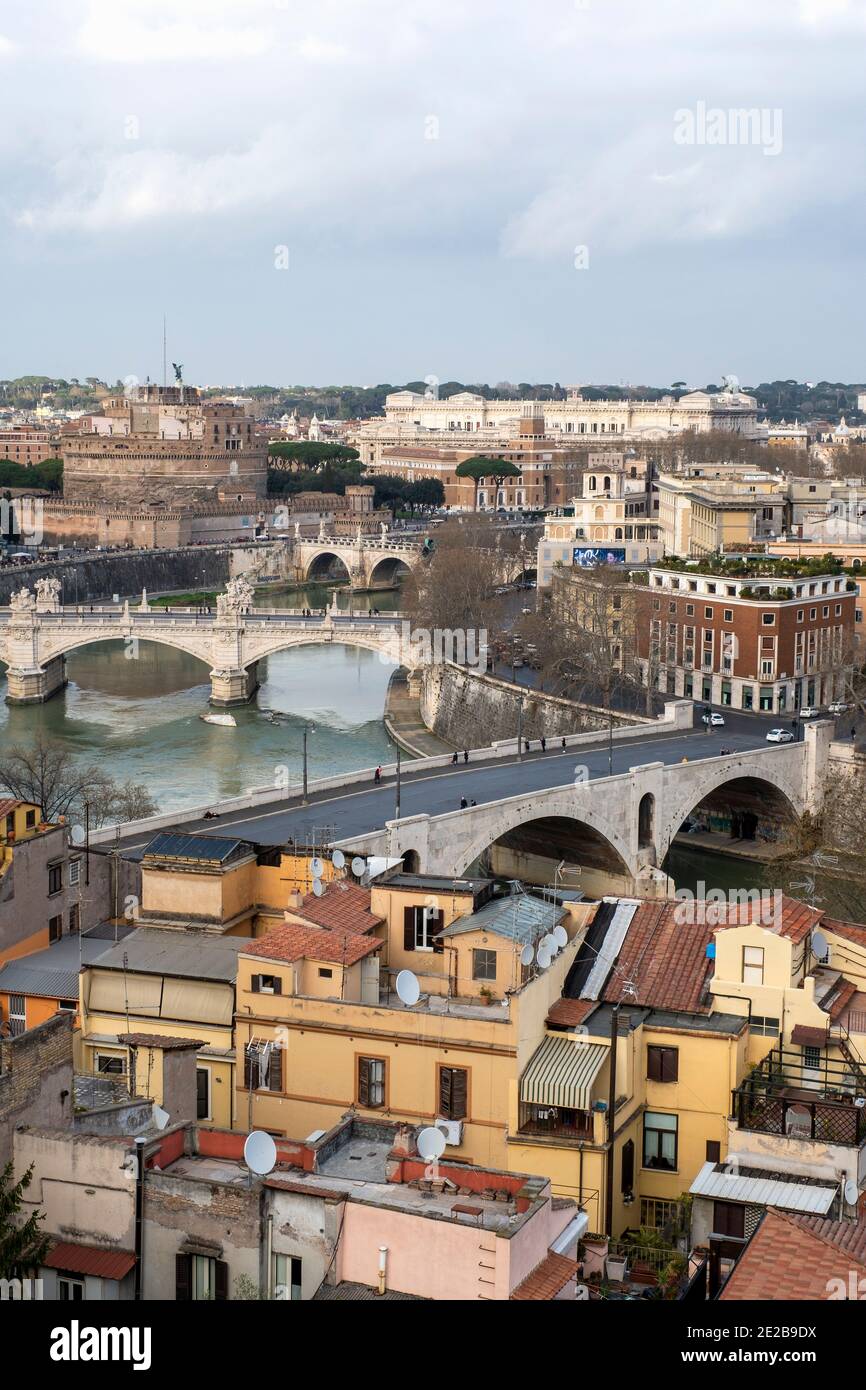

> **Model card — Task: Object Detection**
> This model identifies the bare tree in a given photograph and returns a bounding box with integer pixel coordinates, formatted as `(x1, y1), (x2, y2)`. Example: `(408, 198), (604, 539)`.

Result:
(0, 736), (157, 827)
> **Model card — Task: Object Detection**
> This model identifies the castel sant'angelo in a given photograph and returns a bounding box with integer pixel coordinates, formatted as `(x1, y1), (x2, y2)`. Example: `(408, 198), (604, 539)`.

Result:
(62, 383), (268, 508)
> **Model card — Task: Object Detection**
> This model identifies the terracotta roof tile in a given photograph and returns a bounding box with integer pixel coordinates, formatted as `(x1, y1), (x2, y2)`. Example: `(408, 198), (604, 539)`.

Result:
(547, 998), (597, 1029)
(511, 1252), (578, 1300)
(45, 1242), (136, 1281)
(244, 923), (381, 968)
(825, 980), (857, 1022)
(824, 918), (866, 950)
(720, 1208), (866, 1301)
(289, 881), (383, 936)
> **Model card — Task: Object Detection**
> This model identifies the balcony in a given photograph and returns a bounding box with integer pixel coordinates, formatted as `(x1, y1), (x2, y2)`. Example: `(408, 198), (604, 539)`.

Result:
(732, 1045), (866, 1147)
(518, 1102), (595, 1142)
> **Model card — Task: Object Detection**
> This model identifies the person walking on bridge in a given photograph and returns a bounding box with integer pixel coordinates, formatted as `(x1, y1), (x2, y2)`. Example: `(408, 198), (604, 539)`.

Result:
(374, 765), (382, 785)
(463, 748), (469, 764)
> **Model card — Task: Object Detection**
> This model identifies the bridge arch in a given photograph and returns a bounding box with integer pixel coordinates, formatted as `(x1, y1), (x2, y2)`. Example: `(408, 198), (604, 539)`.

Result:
(659, 759), (804, 864)
(368, 555), (412, 588)
(305, 550), (351, 584)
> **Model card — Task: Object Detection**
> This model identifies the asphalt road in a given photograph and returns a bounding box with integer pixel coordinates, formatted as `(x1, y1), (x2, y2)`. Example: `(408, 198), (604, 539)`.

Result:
(113, 723), (772, 856)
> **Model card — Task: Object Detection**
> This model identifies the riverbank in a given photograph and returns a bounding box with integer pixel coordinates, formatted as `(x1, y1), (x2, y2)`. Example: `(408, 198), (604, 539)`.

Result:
(384, 670), (455, 757)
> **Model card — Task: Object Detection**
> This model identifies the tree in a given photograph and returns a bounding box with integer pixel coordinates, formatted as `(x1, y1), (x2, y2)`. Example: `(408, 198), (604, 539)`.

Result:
(403, 479), (445, 513)
(0, 737), (158, 827)
(455, 456), (521, 511)
(0, 1162), (50, 1279)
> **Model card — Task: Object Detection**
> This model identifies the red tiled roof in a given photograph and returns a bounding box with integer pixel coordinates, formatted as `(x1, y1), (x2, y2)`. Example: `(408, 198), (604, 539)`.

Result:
(244, 922), (381, 967)
(825, 980), (857, 1022)
(118, 1033), (204, 1050)
(547, 998), (597, 1029)
(290, 881), (383, 936)
(790, 1023), (828, 1047)
(45, 1242), (136, 1281)
(823, 919), (866, 950)
(720, 1209), (866, 1301)
(511, 1252), (578, 1300)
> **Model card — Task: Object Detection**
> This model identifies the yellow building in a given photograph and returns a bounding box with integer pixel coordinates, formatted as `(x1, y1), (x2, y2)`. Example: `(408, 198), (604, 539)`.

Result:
(656, 470), (787, 556)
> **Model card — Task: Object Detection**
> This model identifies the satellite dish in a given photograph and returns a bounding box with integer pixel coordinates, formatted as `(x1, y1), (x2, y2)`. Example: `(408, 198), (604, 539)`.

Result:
(845, 1178), (859, 1205)
(553, 925), (568, 948)
(351, 856), (366, 877)
(520, 944), (534, 967)
(152, 1105), (170, 1131)
(332, 849), (345, 870)
(396, 970), (420, 1006)
(71, 824), (85, 844)
(416, 1126), (447, 1161)
(536, 945), (552, 970)
(811, 929), (829, 960)
(243, 1130), (277, 1177)
(309, 856), (324, 878)
(311, 878), (324, 898)
(544, 933), (559, 955)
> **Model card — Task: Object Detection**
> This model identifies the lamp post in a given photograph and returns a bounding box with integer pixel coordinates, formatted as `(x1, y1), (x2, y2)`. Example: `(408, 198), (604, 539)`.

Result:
(302, 723), (315, 805)
(395, 744), (402, 819)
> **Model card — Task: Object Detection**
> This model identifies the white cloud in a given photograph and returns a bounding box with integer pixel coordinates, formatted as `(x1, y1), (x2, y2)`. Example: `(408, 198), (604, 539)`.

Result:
(77, 0), (270, 62)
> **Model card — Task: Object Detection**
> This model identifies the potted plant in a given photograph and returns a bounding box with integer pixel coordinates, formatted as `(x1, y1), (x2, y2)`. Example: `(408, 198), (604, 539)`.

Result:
(479, 986), (494, 1006)
(605, 1251), (628, 1282)
(581, 1232), (609, 1278)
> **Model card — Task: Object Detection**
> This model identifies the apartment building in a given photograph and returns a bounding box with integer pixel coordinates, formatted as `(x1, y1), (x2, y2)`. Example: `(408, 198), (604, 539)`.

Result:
(537, 456), (663, 586)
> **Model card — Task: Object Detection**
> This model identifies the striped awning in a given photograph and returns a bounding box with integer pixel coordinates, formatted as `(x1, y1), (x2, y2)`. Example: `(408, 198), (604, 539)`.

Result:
(520, 1034), (608, 1110)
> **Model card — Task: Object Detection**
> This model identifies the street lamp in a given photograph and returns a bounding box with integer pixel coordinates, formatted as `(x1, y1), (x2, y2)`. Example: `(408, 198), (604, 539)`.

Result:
(301, 723), (316, 805)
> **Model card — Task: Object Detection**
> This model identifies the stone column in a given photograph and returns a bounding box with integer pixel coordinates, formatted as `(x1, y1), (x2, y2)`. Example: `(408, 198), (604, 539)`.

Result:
(6, 655), (67, 704)
(210, 661), (259, 706)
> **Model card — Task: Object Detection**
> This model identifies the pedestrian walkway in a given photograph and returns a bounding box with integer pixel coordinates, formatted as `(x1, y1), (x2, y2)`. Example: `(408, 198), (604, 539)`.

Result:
(383, 670), (456, 757)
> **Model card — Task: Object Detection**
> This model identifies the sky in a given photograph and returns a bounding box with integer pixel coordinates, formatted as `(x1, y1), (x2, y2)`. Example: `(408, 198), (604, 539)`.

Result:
(1, 0), (865, 389)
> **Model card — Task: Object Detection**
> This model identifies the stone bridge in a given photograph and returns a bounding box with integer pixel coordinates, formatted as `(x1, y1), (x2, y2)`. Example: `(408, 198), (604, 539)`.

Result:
(338, 724), (834, 897)
(0, 595), (412, 706)
(289, 532), (424, 590)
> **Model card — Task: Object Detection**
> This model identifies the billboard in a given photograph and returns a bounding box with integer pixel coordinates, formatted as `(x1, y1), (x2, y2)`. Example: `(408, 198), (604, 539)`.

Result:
(572, 546), (626, 568)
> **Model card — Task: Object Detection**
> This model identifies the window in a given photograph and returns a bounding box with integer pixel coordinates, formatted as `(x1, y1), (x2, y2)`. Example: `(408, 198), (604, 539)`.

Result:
(803, 1044), (822, 1071)
(724, 609), (733, 622)
(273, 1253), (302, 1301)
(69, 859), (80, 887)
(704, 606), (713, 619)
(403, 905), (444, 953)
(358, 1056), (386, 1109)
(96, 1053), (123, 1075)
(8, 994), (25, 1037)
(48, 862), (63, 895)
(251, 974), (282, 995)
(438, 1065), (468, 1120)
(49, 914), (62, 943)
(621, 1138), (635, 1196)
(742, 945), (764, 985)
(643, 1112), (677, 1170)
(713, 1201), (745, 1239)
(58, 1277), (85, 1301)
(25, 808), (36, 829)
(472, 948), (496, 982)
(244, 1041), (283, 1092)
(750, 1016), (780, 1037)
(176, 1253), (228, 1302)
(317, 967), (333, 979)
(58, 999), (77, 1013)
(196, 1068), (211, 1121)
(762, 612), (775, 625)
(706, 1140), (721, 1163)
(647, 1045), (679, 1083)
(797, 609), (804, 622)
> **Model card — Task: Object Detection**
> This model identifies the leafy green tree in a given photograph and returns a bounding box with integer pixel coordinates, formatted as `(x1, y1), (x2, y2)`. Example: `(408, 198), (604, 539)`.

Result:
(455, 456), (520, 510)
(0, 1162), (50, 1279)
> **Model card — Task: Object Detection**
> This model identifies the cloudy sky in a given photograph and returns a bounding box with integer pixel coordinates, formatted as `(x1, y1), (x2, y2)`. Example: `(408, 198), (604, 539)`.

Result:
(1, 0), (864, 387)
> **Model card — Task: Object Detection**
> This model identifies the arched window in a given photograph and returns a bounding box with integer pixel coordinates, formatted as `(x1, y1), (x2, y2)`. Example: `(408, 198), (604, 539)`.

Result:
(638, 792), (655, 849)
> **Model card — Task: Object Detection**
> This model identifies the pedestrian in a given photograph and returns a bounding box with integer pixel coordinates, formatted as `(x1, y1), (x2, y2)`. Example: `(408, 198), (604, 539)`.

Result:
(852, 725), (857, 740)
(451, 751), (459, 765)
(540, 736), (546, 752)
(561, 737), (566, 751)
(460, 796), (468, 809)
(463, 749), (469, 764)
(524, 739), (530, 753)
(374, 765), (381, 784)
(470, 799), (476, 806)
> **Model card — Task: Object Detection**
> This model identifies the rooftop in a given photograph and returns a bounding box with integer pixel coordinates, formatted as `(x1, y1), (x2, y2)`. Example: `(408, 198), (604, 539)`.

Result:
(0, 925), (136, 1000)
(243, 922), (381, 967)
(720, 1208), (866, 1301)
(289, 880), (383, 936)
(91, 928), (255, 982)
(141, 831), (255, 866)
(439, 893), (564, 945)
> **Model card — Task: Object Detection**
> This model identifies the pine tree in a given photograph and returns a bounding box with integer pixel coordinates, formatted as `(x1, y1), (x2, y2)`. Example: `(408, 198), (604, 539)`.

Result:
(0, 1162), (50, 1278)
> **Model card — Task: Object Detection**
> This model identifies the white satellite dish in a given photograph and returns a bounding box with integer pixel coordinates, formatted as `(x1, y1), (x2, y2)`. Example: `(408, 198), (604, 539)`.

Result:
(152, 1104), (170, 1131)
(553, 925), (568, 949)
(844, 1178), (859, 1206)
(351, 856), (366, 877)
(416, 1126), (447, 1161)
(311, 878), (324, 898)
(396, 970), (420, 1006)
(243, 1130), (277, 1177)
(71, 824), (85, 844)
(536, 944), (552, 970)
(309, 856), (324, 878)
(543, 933), (559, 955)
(332, 849), (345, 870)
(520, 944), (534, 967)
(811, 929), (829, 960)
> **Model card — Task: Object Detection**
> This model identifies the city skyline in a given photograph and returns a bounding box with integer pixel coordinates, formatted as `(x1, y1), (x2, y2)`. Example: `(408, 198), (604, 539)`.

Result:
(2, 0), (866, 384)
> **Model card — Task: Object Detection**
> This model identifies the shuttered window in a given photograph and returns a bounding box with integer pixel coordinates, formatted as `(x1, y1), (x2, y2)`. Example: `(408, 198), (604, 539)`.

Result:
(176, 1254), (228, 1301)
(403, 906), (444, 952)
(251, 974), (282, 994)
(647, 1046), (678, 1083)
(244, 1041), (283, 1092)
(621, 1138), (635, 1195)
(358, 1056), (386, 1108)
(438, 1065), (468, 1120)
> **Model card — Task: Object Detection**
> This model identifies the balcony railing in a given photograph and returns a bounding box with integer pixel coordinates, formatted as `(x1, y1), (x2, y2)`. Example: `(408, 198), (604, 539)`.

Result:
(733, 1045), (866, 1147)
(518, 1102), (594, 1142)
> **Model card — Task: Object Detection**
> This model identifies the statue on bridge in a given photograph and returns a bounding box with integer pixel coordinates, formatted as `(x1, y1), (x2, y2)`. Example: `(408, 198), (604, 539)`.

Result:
(216, 575), (255, 617)
(35, 575), (62, 613)
(9, 586), (35, 613)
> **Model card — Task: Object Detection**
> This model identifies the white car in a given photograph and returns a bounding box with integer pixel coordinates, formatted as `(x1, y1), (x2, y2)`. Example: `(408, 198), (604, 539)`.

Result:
(799, 706), (821, 718)
(829, 701), (850, 716)
(766, 728), (795, 743)
(702, 712), (725, 727)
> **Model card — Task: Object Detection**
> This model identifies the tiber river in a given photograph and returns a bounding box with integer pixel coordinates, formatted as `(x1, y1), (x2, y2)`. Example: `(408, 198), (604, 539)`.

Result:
(2, 580), (864, 917)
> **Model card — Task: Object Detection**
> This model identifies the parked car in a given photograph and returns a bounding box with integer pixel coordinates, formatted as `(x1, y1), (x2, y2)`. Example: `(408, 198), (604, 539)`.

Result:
(829, 701), (850, 716)
(766, 728), (795, 743)
(799, 706), (822, 718)
(702, 712), (725, 727)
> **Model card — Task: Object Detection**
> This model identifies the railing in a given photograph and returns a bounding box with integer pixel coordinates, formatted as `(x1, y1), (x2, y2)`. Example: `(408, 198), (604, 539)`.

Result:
(609, 1239), (678, 1276)
(733, 1044), (866, 1146)
(517, 1103), (594, 1141)
(846, 1010), (866, 1036)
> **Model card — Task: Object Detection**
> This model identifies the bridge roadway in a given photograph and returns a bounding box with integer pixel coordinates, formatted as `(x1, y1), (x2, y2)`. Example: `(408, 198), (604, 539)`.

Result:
(113, 723), (770, 856)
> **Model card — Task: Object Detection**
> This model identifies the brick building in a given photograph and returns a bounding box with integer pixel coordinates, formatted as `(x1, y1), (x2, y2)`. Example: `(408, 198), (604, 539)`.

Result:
(638, 563), (856, 713)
